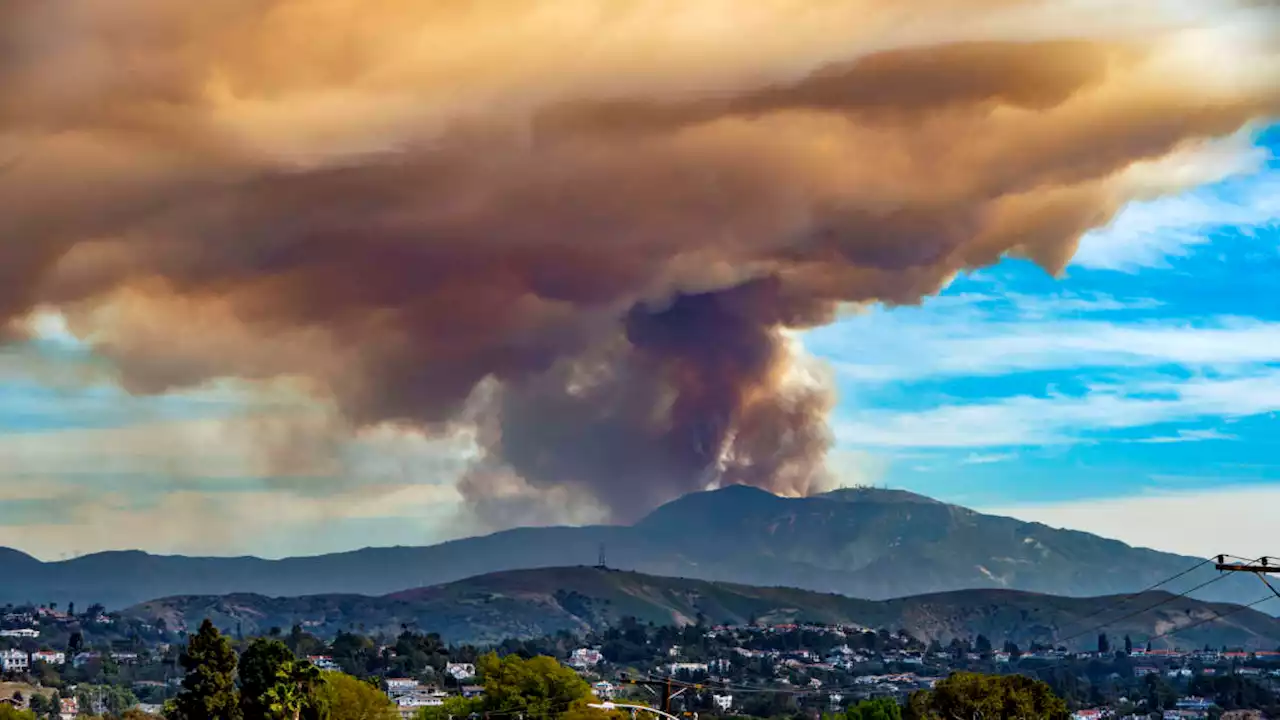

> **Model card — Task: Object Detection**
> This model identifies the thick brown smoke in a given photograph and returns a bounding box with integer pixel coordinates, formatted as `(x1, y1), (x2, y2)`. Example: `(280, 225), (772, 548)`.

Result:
(1, 0), (1278, 525)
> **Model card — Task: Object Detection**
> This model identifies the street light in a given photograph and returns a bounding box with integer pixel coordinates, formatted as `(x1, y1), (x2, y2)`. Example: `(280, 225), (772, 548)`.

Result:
(589, 701), (684, 720)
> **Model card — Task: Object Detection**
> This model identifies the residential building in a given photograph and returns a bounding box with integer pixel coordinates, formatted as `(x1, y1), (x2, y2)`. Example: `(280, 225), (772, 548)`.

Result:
(460, 686), (485, 699)
(307, 656), (342, 671)
(569, 648), (603, 668)
(713, 695), (733, 712)
(59, 697), (79, 720)
(31, 650), (65, 665)
(1177, 698), (1213, 711)
(0, 649), (29, 672)
(446, 662), (476, 681)
(593, 681), (616, 700)
(384, 678), (420, 694)
(0, 628), (38, 638)
(395, 694), (443, 709)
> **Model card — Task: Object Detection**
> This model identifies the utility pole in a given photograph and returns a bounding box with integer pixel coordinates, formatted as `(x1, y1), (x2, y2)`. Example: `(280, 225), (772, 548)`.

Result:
(615, 678), (680, 716)
(1215, 556), (1280, 599)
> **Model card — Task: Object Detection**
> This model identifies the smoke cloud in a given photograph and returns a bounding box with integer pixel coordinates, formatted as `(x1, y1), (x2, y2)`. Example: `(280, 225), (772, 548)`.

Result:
(1, 0), (1277, 525)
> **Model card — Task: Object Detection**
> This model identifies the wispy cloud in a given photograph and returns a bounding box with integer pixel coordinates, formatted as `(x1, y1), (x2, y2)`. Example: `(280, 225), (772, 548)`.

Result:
(808, 298), (1280, 385)
(1132, 428), (1238, 444)
(958, 452), (1019, 465)
(833, 370), (1280, 448)
(1073, 166), (1279, 272)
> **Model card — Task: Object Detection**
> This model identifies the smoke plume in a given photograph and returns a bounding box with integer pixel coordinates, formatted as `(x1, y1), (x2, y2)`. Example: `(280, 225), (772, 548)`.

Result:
(1, 0), (1277, 525)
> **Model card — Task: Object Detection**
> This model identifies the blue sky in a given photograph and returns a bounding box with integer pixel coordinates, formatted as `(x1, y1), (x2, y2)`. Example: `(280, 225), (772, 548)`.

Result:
(1, 125), (1277, 561)
(805, 123), (1280, 557)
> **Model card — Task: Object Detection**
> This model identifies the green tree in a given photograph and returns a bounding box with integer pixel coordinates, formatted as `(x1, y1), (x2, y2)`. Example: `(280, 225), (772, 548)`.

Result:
(241, 639), (297, 720)
(264, 660), (324, 720)
(317, 673), (397, 720)
(904, 672), (1068, 720)
(173, 619), (242, 720)
(844, 697), (902, 720)
(417, 696), (480, 720)
(477, 652), (595, 718)
(974, 635), (993, 655)
(0, 705), (36, 720)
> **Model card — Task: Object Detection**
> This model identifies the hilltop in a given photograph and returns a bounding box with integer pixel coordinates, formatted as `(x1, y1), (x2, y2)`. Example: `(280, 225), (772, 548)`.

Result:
(1, 486), (1261, 609)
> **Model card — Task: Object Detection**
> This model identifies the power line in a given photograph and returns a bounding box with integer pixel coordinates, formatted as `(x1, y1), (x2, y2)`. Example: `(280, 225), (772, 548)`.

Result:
(1020, 592), (1280, 681)
(1051, 570), (1237, 649)
(1063, 557), (1216, 630)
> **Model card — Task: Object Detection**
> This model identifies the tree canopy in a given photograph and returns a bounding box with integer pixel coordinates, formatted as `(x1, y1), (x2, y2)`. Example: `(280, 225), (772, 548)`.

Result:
(241, 639), (300, 720)
(173, 619), (243, 720)
(838, 697), (902, 720)
(316, 673), (398, 720)
(905, 672), (1068, 720)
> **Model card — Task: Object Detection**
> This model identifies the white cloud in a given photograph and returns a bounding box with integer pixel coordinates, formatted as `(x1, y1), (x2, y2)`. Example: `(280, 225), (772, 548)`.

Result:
(959, 452), (1019, 465)
(833, 370), (1280, 448)
(1132, 428), (1238, 444)
(1073, 166), (1279, 273)
(982, 484), (1280, 560)
(813, 309), (1280, 388)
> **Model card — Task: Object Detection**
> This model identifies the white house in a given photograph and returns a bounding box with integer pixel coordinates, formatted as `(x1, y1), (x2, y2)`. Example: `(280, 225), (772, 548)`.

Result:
(384, 678), (420, 693)
(446, 663), (476, 681)
(306, 656), (342, 671)
(569, 648), (603, 668)
(0, 649), (29, 672)
(713, 695), (733, 712)
(592, 682), (616, 700)
(666, 662), (708, 675)
(31, 650), (65, 665)
(396, 695), (444, 708)
(0, 629), (38, 638)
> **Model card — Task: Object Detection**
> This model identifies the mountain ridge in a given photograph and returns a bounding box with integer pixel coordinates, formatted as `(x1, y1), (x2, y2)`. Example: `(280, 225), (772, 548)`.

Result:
(1, 486), (1263, 611)
(122, 565), (1280, 650)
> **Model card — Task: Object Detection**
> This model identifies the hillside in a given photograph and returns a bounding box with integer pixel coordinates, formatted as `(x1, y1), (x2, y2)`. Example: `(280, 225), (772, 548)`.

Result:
(122, 566), (1280, 650)
(1, 486), (1262, 609)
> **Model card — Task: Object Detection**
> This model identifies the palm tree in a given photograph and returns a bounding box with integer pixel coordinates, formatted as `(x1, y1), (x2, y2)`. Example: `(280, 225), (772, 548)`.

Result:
(266, 660), (324, 720)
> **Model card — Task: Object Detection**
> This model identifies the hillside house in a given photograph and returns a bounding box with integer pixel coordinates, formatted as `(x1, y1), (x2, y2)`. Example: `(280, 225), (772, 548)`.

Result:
(592, 681), (616, 700)
(385, 678), (420, 694)
(569, 648), (603, 668)
(31, 650), (65, 665)
(0, 649), (29, 672)
(446, 663), (476, 681)
(0, 628), (38, 638)
(307, 655), (342, 671)
(713, 695), (733, 712)
(59, 697), (78, 720)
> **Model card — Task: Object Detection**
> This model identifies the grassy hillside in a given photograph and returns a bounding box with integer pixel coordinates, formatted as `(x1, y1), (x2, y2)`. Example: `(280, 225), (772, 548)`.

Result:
(123, 566), (1280, 649)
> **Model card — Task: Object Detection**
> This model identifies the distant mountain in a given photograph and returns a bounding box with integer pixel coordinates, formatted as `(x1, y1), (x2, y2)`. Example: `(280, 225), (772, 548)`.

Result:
(1, 486), (1263, 610)
(122, 566), (1280, 650)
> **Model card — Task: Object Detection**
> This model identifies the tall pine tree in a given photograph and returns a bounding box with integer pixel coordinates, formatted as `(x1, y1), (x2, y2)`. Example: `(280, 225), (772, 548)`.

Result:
(173, 619), (242, 720)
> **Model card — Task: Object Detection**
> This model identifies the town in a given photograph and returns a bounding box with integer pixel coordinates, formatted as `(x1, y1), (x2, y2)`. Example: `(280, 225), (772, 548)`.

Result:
(0, 603), (1277, 720)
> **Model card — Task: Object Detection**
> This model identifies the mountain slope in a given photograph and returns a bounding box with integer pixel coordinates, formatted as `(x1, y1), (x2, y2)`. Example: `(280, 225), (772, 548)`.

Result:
(122, 566), (1280, 650)
(2, 486), (1261, 609)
